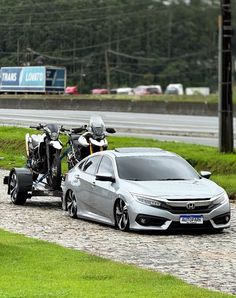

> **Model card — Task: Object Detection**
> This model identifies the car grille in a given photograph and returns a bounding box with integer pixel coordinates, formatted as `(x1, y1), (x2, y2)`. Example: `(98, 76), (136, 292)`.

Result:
(158, 200), (219, 214)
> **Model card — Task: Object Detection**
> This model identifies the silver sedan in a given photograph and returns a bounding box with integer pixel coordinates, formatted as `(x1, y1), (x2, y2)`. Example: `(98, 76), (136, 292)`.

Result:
(62, 148), (230, 232)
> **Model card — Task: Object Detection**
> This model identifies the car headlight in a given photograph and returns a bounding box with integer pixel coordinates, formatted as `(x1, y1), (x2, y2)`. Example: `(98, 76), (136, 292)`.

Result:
(212, 192), (228, 205)
(131, 193), (162, 207)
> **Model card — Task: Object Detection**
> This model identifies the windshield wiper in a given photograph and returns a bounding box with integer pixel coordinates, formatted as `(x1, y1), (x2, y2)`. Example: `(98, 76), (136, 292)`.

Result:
(126, 178), (189, 181)
(159, 178), (187, 181)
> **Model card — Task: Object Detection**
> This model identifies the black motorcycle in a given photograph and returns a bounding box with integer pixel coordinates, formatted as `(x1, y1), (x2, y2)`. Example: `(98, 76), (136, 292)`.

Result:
(61, 125), (87, 170)
(62, 116), (115, 169)
(25, 123), (63, 189)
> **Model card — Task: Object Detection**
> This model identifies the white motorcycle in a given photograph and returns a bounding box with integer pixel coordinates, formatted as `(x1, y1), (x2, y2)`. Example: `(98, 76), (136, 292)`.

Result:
(64, 116), (115, 169)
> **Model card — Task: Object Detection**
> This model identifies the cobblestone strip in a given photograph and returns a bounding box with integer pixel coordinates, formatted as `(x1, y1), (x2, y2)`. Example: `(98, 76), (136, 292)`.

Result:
(0, 170), (235, 295)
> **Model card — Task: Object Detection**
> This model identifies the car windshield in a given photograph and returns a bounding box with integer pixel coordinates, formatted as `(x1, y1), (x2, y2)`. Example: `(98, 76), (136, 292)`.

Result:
(165, 88), (178, 94)
(116, 156), (200, 181)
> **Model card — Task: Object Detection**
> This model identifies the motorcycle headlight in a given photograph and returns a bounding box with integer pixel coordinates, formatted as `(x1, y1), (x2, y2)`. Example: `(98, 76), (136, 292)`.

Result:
(51, 132), (59, 141)
(131, 193), (162, 207)
(212, 192), (228, 205)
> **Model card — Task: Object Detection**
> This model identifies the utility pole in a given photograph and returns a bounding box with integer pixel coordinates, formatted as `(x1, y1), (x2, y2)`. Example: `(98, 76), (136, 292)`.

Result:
(219, 0), (233, 153)
(105, 49), (110, 91)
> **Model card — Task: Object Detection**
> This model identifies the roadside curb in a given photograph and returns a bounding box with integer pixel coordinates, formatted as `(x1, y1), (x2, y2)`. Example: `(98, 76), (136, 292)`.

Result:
(0, 97), (224, 116)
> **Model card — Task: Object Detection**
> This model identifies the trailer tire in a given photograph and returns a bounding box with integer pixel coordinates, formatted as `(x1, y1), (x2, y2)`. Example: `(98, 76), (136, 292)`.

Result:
(9, 172), (27, 205)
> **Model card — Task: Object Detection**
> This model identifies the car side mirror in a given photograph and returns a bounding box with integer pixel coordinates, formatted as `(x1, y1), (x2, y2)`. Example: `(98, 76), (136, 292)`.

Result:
(106, 127), (116, 134)
(96, 173), (115, 183)
(200, 171), (212, 179)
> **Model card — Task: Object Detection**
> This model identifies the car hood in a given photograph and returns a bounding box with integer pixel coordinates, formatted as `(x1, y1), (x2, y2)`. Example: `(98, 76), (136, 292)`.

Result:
(123, 178), (224, 199)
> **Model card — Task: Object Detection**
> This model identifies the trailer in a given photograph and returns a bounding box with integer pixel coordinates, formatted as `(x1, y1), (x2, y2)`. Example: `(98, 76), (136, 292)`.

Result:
(0, 66), (66, 94)
(4, 168), (62, 205)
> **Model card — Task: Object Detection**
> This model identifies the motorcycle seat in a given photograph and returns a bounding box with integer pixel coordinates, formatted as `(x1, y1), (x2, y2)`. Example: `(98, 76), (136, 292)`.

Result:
(31, 134), (44, 148)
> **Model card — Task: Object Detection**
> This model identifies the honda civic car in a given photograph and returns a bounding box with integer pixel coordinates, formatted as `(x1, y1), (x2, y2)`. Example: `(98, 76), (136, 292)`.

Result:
(62, 147), (230, 232)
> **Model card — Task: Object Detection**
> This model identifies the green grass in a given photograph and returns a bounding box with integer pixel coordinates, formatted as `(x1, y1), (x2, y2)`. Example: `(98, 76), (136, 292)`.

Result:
(0, 126), (235, 194)
(0, 229), (232, 298)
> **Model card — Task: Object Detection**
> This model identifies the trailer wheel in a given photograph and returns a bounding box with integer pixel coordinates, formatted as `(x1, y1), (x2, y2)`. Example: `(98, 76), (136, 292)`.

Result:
(9, 172), (27, 205)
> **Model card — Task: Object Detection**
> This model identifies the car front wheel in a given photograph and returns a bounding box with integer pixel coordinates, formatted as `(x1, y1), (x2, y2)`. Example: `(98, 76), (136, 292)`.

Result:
(114, 199), (130, 231)
(66, 190), (77, 218)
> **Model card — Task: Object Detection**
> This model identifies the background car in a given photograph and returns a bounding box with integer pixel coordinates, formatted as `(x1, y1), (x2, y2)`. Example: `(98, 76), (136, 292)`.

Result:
(91, 88), (109, 95)
(110, 87), (133, 95)
(165, 83), (184, 95)
(133, 85), (162, 96)
(65, 86), (79, 95)
(62, 148), (230, 232)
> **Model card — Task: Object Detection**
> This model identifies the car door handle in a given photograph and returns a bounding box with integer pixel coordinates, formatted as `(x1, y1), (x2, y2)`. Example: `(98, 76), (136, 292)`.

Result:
(75, 175), (80, 179)
(91, 181), (96, 188)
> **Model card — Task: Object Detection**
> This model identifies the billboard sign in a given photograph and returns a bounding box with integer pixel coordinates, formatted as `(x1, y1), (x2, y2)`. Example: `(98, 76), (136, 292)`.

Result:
(0, 67), (45, 92)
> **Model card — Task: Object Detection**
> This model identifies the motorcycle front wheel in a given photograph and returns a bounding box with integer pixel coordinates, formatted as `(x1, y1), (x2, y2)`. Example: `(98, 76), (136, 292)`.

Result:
(47, 152), (62, 190)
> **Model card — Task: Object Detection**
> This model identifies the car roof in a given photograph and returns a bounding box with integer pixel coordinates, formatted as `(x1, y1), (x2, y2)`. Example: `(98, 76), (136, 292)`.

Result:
(102, 147), (178, 158)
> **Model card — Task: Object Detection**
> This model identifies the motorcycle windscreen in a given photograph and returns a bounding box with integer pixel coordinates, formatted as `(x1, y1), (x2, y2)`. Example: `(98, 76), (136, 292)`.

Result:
(89, 116), (106, 140)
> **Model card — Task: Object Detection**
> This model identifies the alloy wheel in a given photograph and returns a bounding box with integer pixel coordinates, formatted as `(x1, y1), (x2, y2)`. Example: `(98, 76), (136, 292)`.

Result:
(115, 199), (129, 231)
(67, 190), (77, 218)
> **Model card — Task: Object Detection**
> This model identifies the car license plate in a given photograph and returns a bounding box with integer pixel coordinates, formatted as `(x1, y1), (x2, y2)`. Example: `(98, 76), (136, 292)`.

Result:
(180, 215), (203, 224)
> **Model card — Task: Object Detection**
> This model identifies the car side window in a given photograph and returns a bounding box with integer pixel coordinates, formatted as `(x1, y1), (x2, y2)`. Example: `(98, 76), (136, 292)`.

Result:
(78, 160), (86, 170)
(83, 156), (101, 175)
(97, 156), (114, 176)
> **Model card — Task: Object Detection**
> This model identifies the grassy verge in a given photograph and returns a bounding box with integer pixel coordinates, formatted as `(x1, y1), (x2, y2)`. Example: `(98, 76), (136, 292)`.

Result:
(0, 126), (235, 194)
(0, 229), (232, 298)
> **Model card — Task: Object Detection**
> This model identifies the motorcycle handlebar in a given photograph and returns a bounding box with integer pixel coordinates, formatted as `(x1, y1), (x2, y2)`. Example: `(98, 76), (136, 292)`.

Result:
(106, 127), (116, 134)
(60, 127), (69, 133)
(30, 124), (91, 134)
(60, 125), (87, 135)
(29, 124), (44, 130)
(71, 126), (87, 134)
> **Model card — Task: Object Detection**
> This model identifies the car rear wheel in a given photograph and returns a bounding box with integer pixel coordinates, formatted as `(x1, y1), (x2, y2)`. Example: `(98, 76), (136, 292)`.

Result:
(114, 199), (129, 231)
(66, 190), (77, 218)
